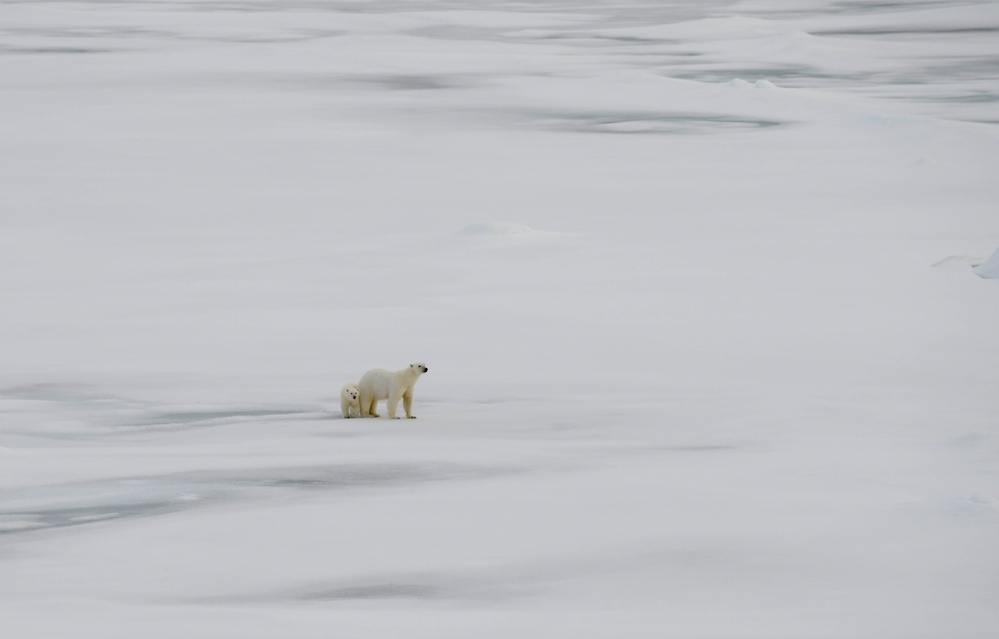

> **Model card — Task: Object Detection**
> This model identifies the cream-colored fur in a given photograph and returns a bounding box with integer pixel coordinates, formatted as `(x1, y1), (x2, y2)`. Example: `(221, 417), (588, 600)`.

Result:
(358, 363), (428, 419)
(340, 383), (361, 419)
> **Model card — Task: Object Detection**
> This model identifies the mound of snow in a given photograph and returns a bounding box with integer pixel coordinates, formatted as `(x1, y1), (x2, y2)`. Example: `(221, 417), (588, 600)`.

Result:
(727, 78), (779, 90)
(455, 222), (553, 240)
(974, 247), (999, 279)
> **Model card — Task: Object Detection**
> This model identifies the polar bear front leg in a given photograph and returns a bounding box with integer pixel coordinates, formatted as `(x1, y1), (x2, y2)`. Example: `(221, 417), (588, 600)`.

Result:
(387, 391), (403, 419)
(403, 389), (416, 419)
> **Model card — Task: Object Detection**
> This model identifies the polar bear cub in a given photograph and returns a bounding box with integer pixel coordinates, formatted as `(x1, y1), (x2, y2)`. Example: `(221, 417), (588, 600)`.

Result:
(358, 362), (428, 419)
(340, 383), (361, 419)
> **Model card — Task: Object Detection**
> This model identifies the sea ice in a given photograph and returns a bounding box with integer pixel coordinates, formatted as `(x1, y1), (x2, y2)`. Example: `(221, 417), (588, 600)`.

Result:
(1, 1), (998, 637)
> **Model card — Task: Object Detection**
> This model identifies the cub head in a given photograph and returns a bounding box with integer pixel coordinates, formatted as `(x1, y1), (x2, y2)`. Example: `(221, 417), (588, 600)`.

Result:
(343, 385), (358, 400)
(410, 362), (429, 374)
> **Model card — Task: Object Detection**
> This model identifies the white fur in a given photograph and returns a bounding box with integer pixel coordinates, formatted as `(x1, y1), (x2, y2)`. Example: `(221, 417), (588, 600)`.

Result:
(358, 362), (428, 419)
(340, 383), (361, 419)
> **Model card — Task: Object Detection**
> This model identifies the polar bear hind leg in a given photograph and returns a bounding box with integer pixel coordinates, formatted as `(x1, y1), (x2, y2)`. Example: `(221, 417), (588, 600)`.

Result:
(363, 394), (379, 417)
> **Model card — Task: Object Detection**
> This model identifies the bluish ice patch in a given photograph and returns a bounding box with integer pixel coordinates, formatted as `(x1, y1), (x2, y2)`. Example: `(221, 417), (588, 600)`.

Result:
(300, 583), (444, 601)
(0, 383), (328, 436)
(536, 111), (785, 134)
(815, 26), (999, 37)
(351, 73), (465, 91)
(0, 479), (230, 536)
(137, 407), (327, 429)
(0, 463), (515, 537)
(894, 495), (999, 523)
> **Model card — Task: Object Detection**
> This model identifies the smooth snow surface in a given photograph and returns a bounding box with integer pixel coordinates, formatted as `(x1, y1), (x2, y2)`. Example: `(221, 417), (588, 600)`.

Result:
(2, 1), (999, 637)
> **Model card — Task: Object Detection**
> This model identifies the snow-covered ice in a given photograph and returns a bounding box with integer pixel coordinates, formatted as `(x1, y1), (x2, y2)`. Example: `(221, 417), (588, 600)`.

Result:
(2, 0), (998, 637)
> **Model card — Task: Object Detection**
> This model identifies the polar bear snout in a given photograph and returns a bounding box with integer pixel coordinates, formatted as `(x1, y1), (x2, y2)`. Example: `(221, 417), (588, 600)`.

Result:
(421, 366), (428, 373)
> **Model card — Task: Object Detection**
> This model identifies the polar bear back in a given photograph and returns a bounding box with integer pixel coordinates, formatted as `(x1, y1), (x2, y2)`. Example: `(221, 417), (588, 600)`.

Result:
(357, 369), (395, 399)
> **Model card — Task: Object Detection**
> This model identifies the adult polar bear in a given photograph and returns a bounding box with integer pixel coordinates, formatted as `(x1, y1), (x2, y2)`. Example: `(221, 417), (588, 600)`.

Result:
(358, 362), (428, 419)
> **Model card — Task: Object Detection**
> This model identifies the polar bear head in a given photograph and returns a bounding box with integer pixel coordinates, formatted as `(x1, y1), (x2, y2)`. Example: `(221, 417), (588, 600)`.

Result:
(410, 362), (429, 374)
(342, 384), (359, 400)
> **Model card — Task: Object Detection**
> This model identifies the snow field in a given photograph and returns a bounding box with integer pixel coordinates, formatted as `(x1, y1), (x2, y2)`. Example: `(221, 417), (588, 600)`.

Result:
(2, 0), (999, 637)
